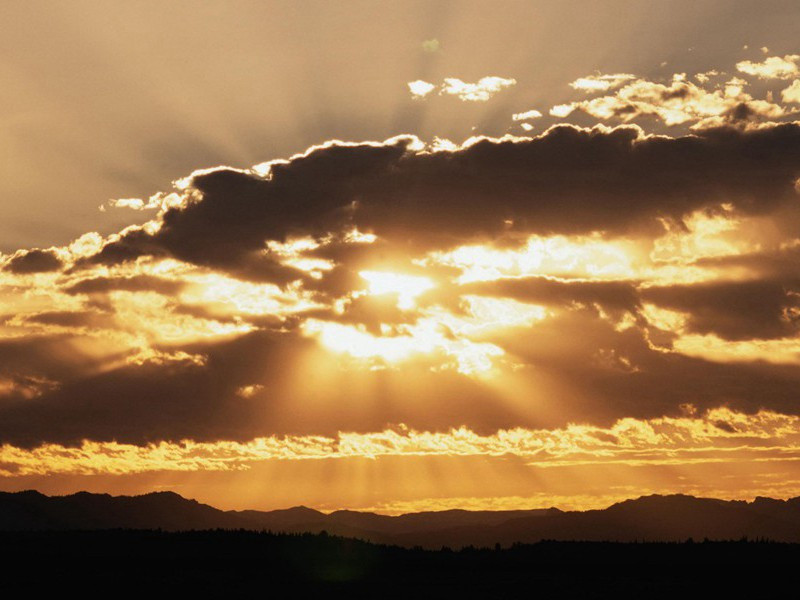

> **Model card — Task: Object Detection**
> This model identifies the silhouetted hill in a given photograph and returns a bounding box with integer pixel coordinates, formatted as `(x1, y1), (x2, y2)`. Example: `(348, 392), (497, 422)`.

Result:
(398, 494), (800, 548)
(0, 489), (245, 531)
(327, 507), (561, 534)
(2, 490), (800, 547)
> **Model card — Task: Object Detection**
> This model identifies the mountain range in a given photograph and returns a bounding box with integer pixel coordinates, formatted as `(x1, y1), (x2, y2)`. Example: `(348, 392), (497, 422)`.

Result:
(2, 490), (800, 548)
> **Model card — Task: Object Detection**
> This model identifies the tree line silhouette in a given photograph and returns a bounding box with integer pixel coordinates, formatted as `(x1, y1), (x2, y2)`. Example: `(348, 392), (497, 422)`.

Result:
(1, 528), (797, 594)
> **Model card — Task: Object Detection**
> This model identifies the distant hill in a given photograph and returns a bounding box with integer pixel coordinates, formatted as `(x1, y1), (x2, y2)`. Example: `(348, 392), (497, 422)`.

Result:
(1, 490), (799, 547)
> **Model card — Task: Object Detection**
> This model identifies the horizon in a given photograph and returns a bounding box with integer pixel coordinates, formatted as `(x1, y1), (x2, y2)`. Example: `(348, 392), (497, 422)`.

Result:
(3, 0), (800, 516)
(3, 487), (799, 517)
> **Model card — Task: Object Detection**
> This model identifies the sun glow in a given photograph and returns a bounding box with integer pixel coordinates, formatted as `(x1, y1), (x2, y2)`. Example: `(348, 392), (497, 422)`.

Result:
(359, 270), (435, 309)
(427, 235), (638, 283)
(301, 318), (504, 375)
(181, 273), (321, 316)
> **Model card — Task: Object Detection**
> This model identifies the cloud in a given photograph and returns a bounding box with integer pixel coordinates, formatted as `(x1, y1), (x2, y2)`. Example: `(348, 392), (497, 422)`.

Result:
(512, 109), (543, 121)
(461, 276), (639, 314)
(569, 73), (635, 92)
(782, 80), (800, 103)
(736, 54), (800, 79)
(4, 249), (63, 274)
(409, 77), (517, 101)
(642, 279), (800, 341)
(2, 407), (799, 476)
(103, 192), (185, 212)
(564, 73), (789, 128)
(2, 122), (800, 449)
(694, 70), (720, 84)
(84, 124), (800, 283)
(549, 104), (575, 117)
(408, 80), (436, 98)
(440, 76), (516, 101)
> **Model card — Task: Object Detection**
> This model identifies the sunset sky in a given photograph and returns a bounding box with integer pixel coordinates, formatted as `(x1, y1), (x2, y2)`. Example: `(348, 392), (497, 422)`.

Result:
(2, 0), (800, 513)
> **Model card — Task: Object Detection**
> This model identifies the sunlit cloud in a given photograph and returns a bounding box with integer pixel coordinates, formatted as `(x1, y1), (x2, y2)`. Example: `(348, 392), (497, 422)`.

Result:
(782, 80), (800, 103)
(265, 236), (335, 279)
(549, 103), (575, 117)
(430, 295), (548, 336)
(565, 73), (788, 128)
(179, 272), (321, 316)
(648, 207), (747, 267)
(408, 79), (436, 98)
(440, 76), (517, 101)
(569, 73), (635, 92)
(736, 54), (800, 79)
(672, 334), (800, 365)
(102, 192), (185, 213)
(301, 317), (505, 375)
(694, 70), (720, 84)
(426, 234), (637, 283)
(408, 77), (517, 102)
(511, 109), (543, 121)
(236, 384), (264, 398)
(109, 290), (253, 344)
(2, 408), (799, 477)
(359, 270), (435, 310)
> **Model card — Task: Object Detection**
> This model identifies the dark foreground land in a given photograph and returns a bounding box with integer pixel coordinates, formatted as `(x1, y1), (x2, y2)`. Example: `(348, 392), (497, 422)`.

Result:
(0, 529), (796, 596)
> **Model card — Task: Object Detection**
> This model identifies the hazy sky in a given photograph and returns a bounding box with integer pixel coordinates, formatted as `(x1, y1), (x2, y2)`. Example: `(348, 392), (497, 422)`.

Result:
(2, 1), (800, 512)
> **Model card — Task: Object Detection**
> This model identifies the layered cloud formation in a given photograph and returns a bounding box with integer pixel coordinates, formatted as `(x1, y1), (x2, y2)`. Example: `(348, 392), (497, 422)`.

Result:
(508, 54), (800, 134)
(3, 55), (800, 510)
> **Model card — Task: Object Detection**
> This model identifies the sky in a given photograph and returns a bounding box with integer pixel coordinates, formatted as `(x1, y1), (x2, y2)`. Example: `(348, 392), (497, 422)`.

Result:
(2, 0), (800, 513)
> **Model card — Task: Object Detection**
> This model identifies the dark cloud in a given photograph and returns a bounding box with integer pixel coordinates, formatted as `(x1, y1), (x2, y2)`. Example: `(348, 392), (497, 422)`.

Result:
(5, 249), (63, 274)
(0, 330), (524, 446)
(497, 308), (800, 424)
(86, 125), (800, 282)
(22, 311), (117, 330)
(65, 275), (185, 296)
(4, 123), (800, 448)
(0, 334), (123, 396)
(694, 243), (800, 280)
(463, 276), (640, 314)
(0, 331), (300, 446)
(3, 302), (800, 447)
(643, 279), (800, 340)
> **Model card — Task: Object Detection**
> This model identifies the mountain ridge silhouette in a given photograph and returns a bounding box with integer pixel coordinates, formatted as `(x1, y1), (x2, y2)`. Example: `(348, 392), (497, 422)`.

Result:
(2, 490), (800, 548)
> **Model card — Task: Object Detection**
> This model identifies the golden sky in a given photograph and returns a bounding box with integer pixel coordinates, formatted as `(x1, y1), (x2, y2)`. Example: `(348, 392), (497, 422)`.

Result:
(2, 0), (800, 512)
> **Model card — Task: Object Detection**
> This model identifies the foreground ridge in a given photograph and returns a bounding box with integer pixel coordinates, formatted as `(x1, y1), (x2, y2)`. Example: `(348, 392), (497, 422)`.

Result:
(1, 529), (799, 593)
(2, 490), (800, 548)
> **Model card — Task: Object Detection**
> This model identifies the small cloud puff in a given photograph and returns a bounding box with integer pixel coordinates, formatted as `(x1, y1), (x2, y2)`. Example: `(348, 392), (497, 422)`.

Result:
(512, 109), (543, 121)
(408, 80), (436, 98)
(569, 73), (635, 92)
(408, 76), (516, 102)
(549, 104), (575, 118)
(782, 80), (800, 104)
(440, 76), (517, 102)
